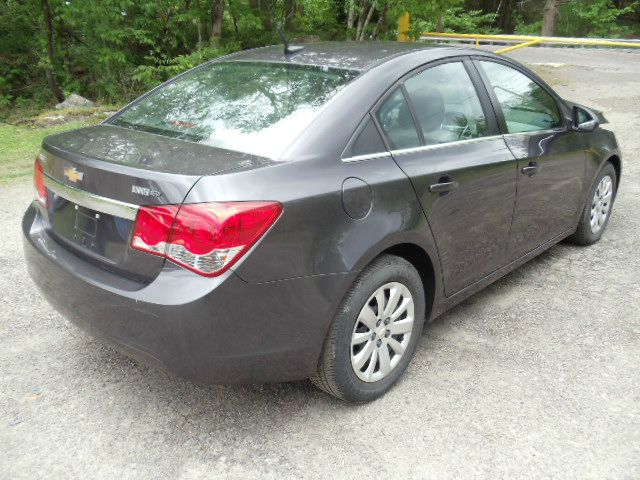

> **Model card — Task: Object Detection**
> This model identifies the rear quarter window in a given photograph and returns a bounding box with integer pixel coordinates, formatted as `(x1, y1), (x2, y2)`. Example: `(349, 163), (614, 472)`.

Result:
(343, 117), (386, 159)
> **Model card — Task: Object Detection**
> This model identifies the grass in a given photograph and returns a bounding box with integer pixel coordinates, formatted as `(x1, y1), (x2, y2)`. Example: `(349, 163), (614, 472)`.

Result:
(0, 120), (96, 183)
(0, 103), (121, 183)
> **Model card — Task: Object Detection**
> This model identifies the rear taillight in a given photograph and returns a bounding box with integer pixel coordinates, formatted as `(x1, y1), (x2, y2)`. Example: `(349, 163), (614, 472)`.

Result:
(34, 157), (48, 207)
(130, 201), (282, 277)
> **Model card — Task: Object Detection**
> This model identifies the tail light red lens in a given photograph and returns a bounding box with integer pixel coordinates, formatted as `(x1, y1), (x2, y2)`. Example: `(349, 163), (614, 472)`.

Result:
(34, 157), (48, 207)
(130, 201), (282, 277)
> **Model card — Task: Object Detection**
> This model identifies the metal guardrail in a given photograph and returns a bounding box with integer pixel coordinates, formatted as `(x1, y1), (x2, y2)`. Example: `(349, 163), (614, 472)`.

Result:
(396, 12), (640, 52)
(420, 32), (640, 53)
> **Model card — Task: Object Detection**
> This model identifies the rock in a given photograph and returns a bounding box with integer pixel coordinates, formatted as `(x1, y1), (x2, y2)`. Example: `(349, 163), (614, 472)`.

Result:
(42, 114), (65, 122)
(55, 93), (96, 110)
(36, 114), (67, 127)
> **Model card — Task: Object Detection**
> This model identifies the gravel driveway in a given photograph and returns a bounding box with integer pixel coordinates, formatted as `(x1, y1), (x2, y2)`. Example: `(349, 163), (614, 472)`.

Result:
(1, 47), (638, 479)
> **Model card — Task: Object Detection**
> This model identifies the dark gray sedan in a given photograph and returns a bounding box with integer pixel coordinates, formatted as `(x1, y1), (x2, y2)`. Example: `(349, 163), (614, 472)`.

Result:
(23, 42), (621, 402)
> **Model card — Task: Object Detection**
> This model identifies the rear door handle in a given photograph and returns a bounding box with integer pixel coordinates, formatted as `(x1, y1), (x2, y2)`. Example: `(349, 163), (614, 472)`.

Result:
(429, 180), (459, 193)
(521, 162), (540, 176)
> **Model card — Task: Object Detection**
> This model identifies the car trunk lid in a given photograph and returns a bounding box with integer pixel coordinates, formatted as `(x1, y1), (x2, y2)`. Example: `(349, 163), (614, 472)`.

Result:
(38, 125), (277, 283)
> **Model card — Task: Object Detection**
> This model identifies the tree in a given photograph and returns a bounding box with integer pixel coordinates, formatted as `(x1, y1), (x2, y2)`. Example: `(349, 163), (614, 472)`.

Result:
(211, 0), (226, 45)
(41, 0), (64, 102)
(1, 0), (638, 117)
(541, 0), (558, 35)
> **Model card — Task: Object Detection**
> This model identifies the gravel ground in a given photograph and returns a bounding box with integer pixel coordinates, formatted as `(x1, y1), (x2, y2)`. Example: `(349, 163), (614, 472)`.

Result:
(1, 47), (639, 480)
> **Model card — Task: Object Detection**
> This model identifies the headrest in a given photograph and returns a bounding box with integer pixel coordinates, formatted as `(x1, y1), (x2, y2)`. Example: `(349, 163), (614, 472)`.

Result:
(411, 89), (445, 133)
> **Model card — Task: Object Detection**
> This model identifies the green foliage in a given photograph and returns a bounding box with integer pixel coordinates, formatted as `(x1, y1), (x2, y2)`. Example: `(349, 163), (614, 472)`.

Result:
(557, 0), (638, 38)
(440, 8), (499, 34)
(1, 0), (638, 119)
(297, 0), (343, 39)
(132, 47), (235, 90)
(516, 0), (639, 37)
(412, 7), (499, 35)
(514, 17), (543, 36)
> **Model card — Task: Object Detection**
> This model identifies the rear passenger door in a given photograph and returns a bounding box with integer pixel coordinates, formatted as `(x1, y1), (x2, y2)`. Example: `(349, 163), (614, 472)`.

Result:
(474, 59), (586, 259)
(375, 59), (518, 297)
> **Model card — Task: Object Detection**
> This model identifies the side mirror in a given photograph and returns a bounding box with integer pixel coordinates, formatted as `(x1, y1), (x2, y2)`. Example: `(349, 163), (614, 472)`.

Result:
(572, 105), (599, 133)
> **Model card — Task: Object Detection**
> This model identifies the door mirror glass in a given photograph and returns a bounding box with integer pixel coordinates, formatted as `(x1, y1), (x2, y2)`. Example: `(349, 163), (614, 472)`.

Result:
(572, 106), (599, 132)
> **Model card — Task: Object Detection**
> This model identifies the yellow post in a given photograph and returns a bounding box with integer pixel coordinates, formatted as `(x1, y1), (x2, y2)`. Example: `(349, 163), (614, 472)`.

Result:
(398, 12), (410, 42)
(495, 38), (543, 54)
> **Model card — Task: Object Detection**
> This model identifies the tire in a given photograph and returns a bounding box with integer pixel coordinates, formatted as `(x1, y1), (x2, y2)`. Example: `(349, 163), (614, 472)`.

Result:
(311, 254), (426, 402)
(567, 162), (617, 246)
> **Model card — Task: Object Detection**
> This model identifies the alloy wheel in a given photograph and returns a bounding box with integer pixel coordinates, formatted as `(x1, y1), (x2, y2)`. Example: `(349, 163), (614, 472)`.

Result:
(350, 282), (415, 383)
(590, 175), (613, 234)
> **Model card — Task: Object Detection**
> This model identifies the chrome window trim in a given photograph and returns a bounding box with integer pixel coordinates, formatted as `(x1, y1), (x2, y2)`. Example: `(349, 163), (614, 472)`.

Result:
(44, 174), (139, 221)
(340, 128), (566, 163)
(389, 134), (505, 157)
(501, 127), (566, 138)
(341, 151), (392, 163)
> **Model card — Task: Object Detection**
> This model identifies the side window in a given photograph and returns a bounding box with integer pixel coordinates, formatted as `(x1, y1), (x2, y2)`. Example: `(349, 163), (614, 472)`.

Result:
(376, 88), (420, 150)
(343, 117), (386, 158)
(404, 62), (489, 146)
(479, 61), (562, 134)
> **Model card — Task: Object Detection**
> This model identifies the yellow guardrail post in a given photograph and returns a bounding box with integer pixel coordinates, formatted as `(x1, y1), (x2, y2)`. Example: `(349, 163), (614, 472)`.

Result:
(398, 12), (410, 42)
(495, 38), (543, 54)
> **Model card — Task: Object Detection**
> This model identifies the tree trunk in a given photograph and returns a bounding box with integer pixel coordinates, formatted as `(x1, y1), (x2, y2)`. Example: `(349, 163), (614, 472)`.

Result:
(284, 0), (297, 31)
(230, 8), (239, 36)
(41, 0), (64, 103)
(436, 14), (443, 33)
(260, 0), (273, 32)
(372, 3), (387, 39)
(358, 3), (375, 41)
(498, 0), (516, 34)
(210, 0), (225, 45)
(541, 0), (558, 36)
(355, 1), (366, 41)
(347, 1), (356, 29)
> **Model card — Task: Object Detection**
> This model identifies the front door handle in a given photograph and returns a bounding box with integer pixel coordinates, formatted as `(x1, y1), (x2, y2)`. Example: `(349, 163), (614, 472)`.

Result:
(429, 180), (459, 194)
(521, 162), (540, 177)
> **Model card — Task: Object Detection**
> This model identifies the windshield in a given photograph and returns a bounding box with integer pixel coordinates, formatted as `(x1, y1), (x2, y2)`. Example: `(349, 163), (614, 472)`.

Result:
(111, 61), (359, 158)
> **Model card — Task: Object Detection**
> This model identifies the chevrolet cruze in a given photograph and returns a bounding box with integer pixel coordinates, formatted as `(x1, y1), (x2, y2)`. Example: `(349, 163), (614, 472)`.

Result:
(23, 42), (621, 402)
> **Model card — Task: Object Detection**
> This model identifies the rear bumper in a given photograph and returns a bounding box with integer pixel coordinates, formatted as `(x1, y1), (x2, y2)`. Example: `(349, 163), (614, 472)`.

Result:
(23, 204), (352, 384)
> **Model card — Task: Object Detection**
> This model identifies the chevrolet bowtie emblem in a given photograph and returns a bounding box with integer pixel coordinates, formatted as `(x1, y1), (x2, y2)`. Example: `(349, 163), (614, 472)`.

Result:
(64, 166), (84, 183)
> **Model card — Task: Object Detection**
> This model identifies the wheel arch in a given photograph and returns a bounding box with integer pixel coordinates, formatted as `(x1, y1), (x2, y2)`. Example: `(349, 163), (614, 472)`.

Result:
(380, 243), (437, 321)
(606, 154), (622, 189)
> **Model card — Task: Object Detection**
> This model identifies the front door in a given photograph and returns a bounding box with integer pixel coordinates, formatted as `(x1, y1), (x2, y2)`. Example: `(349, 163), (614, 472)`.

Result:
(375, 60), (517, 296)
(475, 59), (586, 259)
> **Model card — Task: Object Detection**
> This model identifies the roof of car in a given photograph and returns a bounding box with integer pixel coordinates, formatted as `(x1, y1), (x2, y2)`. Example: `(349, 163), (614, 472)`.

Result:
(225, 41), (470, 71)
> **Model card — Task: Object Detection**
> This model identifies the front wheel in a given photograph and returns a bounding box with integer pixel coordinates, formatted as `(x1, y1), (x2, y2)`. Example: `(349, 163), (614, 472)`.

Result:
(567, 162), (617, 246)
(311, 254), (425, 402)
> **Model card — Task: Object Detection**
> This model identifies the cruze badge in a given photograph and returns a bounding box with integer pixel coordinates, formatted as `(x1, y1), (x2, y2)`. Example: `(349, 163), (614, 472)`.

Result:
(64, 166), (84, 183)
(132, 185), (162, 197)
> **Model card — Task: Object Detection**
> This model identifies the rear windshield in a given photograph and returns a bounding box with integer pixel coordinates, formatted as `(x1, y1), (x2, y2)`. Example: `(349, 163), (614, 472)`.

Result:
(111, 61), (359, 157)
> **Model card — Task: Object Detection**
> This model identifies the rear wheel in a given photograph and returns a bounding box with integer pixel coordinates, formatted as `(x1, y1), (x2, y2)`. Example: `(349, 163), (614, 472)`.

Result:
(311, 254), (425, 402)
(568, 162), (617, 246)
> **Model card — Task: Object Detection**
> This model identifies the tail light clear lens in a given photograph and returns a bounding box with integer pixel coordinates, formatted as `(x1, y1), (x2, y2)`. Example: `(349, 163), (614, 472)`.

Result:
(130, 205), (180, 256)
(34, 157), (48, 207)
(131, 201), (282, 277)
